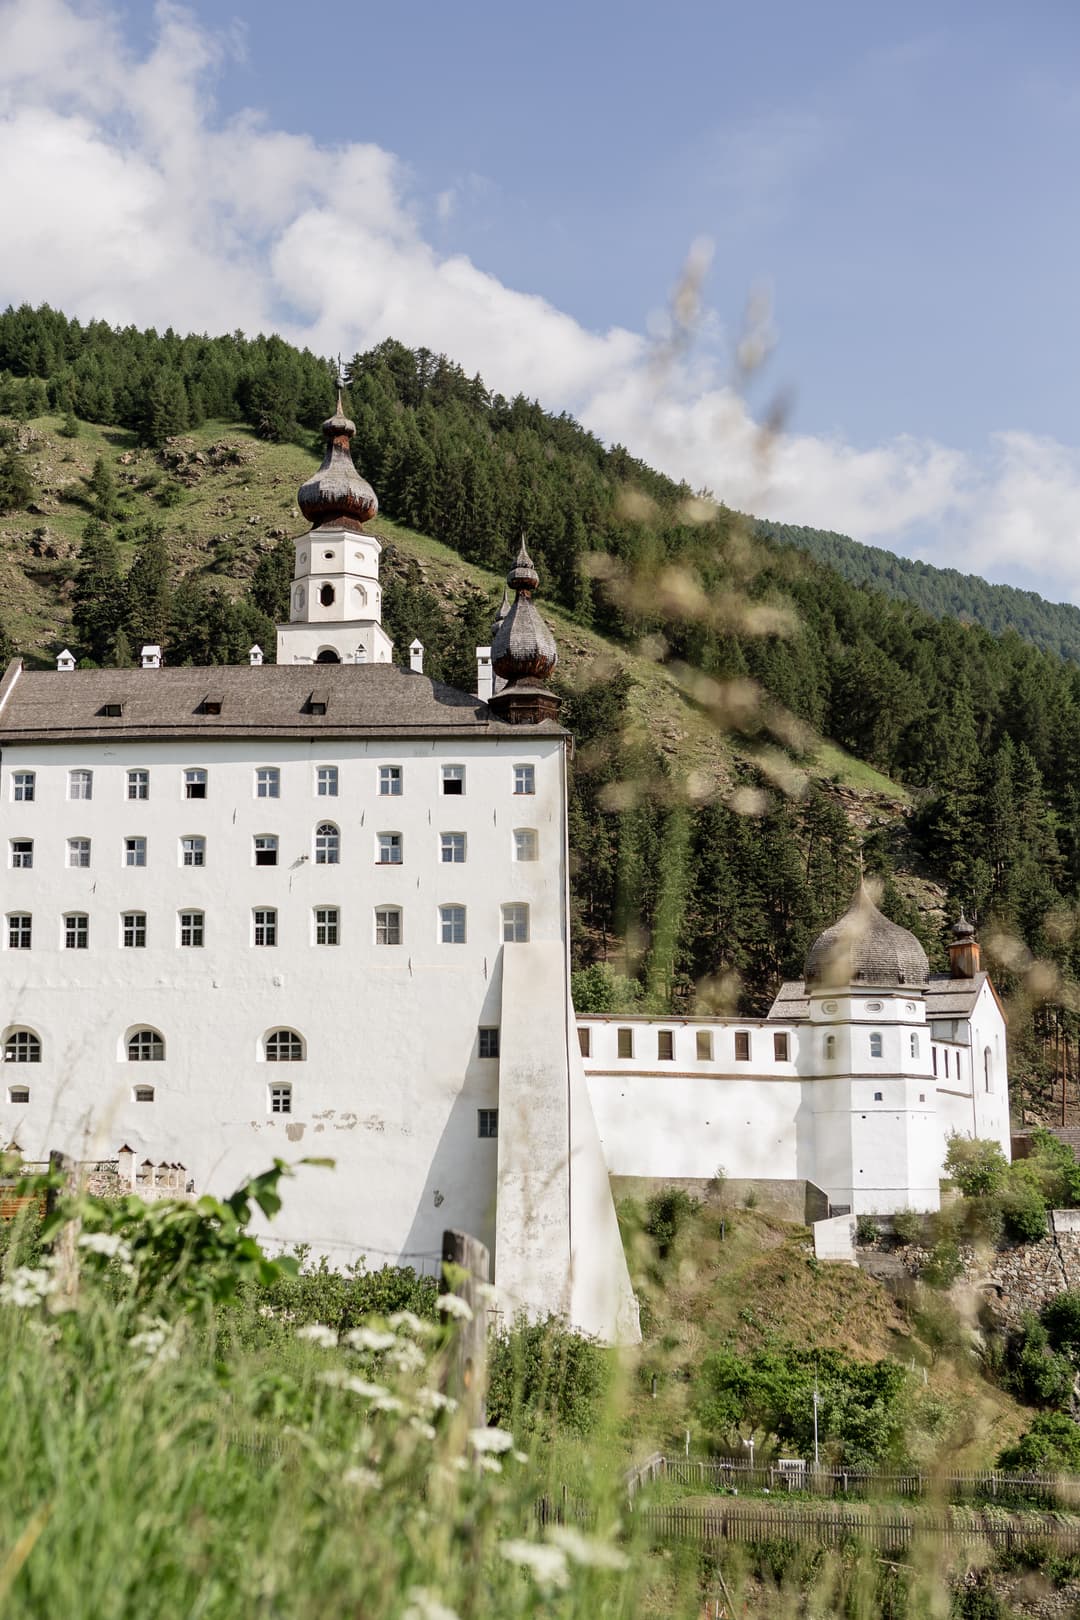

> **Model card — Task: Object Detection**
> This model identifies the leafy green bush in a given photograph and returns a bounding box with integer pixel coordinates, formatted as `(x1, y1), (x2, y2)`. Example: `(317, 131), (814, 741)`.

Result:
(997, 1411), (1080, 1472)
(951, 1571), (1003, 1618)
(945, 1137), (1008, 1197)
(1040, 1290), (1080, 1366)
(892, 1210), (924, 1245)
(486, 1314), (609, 1438)
(999, 1184), (1047, 1244)
(644, 1187), (700, 1258)
(569, 962), (643, 1013)
(856, 1215), (880, 1245)
(1002, 1314), (1075, 1408)
(923, 1239), (964, 1289)
(1022, 1128), (1080, 1207)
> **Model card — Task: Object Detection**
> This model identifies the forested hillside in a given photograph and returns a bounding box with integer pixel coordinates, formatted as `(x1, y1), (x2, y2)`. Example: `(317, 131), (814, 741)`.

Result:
(1, 303), (1078, 1115)
(757, 518), (1080, 664)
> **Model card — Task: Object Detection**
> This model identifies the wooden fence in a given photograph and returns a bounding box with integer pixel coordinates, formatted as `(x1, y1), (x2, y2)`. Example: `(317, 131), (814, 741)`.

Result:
(633, 1501), (1080, 1553)
(657, 1457), (1080, 1507)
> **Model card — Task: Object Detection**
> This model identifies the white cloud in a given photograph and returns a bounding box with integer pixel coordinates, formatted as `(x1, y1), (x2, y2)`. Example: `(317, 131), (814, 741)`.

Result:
(1, 0), (1079, 602)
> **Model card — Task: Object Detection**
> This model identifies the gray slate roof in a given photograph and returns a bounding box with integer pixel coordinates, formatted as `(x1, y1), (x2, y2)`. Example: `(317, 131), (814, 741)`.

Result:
(767, 971), (988, 1022)
(0, 661), (566, 744)
(803, 883), (929, 990)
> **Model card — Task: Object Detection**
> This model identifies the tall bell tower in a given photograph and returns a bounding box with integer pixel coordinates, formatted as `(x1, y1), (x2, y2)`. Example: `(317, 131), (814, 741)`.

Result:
(275, 394), (394, 666)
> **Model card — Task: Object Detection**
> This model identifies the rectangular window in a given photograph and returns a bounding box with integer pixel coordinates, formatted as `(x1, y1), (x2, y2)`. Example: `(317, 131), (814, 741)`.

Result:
(440, 905), (466, 944)
(379, 765), (402, 796)
(269, 1083), (292, 1115)
(441, 832), (466, 863)
(184, 769), (207, 800)
(64, 913), (88, 950)
(696, 1031), (713, 1061)
(256, 767), (280, 799)
(873, 1090), (884, 1102)
(7, 914), (31, 950)
(478, 1027), (500, 1059)
(181, 836), (205, 867)
(317, 765), (338, 797)
(69, 769), (93, 801)
(441, 765), (465, 796)
(8, 1087), (29, 1105)
(99, 702), (123, 718)
(578, 1027), (591, 1058)
(179, 911), (204, 947)
(253, 909), (277, 947)
(127, 769), (149, 801)
(377, 832), (403, 865)
(617, 1027), (634, 1059)
(122, 912), (146, 948)
(10, 840), (32, 869)
(125, 836), (147, 868)
(254, 835), (278, 867)
(932, 1047), (938, 1077)
(477, 1108), (499, 1139)
(375, 907), (401, 946)
(513, 764), (536, 796)
(68, 837), (91, 868)
(502, 903), (529, 943)
(12, 772), (34, 802)
(773, 1032), (790, 1062)
(513, 829), (538, 862)
(658, 1030), (674, 1061)
(944, 1049), (950, 1078)
(315, 907), (340, 946)
(734, 1031), (751, 1062)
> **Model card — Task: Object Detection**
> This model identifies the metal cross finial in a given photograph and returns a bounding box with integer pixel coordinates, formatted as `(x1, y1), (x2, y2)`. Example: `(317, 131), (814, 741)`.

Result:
(336, 352), (346, 391)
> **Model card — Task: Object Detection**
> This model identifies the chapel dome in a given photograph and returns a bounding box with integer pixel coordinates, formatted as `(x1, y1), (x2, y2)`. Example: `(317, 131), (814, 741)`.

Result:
(297, 393), (378, 531)
(804, 882), (929, 991)
(490, 540), (558, 684)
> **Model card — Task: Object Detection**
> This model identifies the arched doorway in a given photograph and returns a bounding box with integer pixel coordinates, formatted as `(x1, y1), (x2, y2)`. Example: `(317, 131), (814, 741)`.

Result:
(315, 648), (341, 664)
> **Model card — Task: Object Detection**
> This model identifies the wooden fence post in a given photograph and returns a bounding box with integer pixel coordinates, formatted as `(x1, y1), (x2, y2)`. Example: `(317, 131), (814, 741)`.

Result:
(441, 1228), (490, 1430)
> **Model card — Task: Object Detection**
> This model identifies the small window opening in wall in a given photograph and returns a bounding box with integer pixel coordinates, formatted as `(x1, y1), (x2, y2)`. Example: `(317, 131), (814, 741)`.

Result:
(125, 836), (147, 867)
(269, 1083), (292, 1115)
(734, 1031), (751, 1062)
(184, 769), (207, 799)
(133, 1086), (155, 1103)
(774, 1032), (790, 1062)
(266, 1029), (304, 1062)
(179, 911), (204, 948)
(377, 832), (402, 865)
(824, 1033), (836, 1060)
(315, 823), (340, 864)
(657, 1030), (674, 1061)
(376, 906), (402, 946)
(944, 1049), (950, 1078)
(319, 583), (335, 607)
(122, 912), (147, 948)
(513, 828), (538, 862)
(478, 1027), (500, 1059)
(314, 907), (339, 946)
(439, 905), (465, 944)
(254, 835), (278, 867)
(379, 765), (402, 796)
(198, 696), (223, 716)
(617, 1027), (634, 1059)
(696, 1030), (713, 1061)
(919, 1093), (926, 1103)
(869, 1032), (883, 1059)
(513, 764), (536, 795)
(502, 903), (529, 943)
(306, 697), (328, 716)
(10, 840), (32, 869)
(4, 1030), (40, 1063)
(578, 1027), (591, 1058)
(441, 832), (465, 863)
(441, 765), (465, 796)
(256, 767), (280, 799)
(64, 913), (89, 950)
(316, 765), (338, 797)
(323, 549), (335, 561)
(181, 836), (205, 867)
(477, 1108), (499, 1139)
(98, 702), (123, 718)
(253, 908), (277, 947)
(873, 1090), (883, 1101)
(8, 1087), (29, 1104)
(984, 1046), (993, 1093)
(932, 1046), (938, 1076)
(12, 771), (34, 801)
(127, 769), (149, 800)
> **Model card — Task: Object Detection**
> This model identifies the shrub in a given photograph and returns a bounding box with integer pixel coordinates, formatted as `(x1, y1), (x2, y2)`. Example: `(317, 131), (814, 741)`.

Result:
(644, 1187), (700, 1257)
(856, 1215), (880, 1245)
(892, 1210), (923, 1245)
(1003, 1315), (1075, 1408)
(999, 1184), (1047, 1244)
(1040, 1290), (1080, 1366)
(486, 1314), (609, 1438)
(923, 1239), (964, 1289)
(997, 1411), (1080, 1472)
(945, 1137), (1008, 1198)
(951, 1571), (1003, 1618)
(1023, 1128), (1080, 1207)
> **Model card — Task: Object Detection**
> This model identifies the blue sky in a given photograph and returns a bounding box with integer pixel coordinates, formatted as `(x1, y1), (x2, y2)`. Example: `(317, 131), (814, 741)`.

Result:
(5, 0), (1080, 599)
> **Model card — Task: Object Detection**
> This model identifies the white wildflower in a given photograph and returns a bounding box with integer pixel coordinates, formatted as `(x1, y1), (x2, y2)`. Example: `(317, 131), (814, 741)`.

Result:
(371, 1394), (405, 1414)
(415, 1387), (457, 1413)
(78, 1231), (132, 1262)
(436, 1292), (473, 1321)
(474, 1281), (498, 1302)
(478, 1455), (502, 1474)
(402, 1588), (460, 1620)
(467, 1426), (514, 1454)
(345, 1326), (397, 1352)
(409, 1416), (437, 1441)
(0, 1266), (55, 1308)
(296, 1323), (337, 1348)
(345, 1377), (389, 1400)
(317, 1369), (348, 1389)
(513, 1450), (529, 1464)
(128, 1319), (179, 1367)
(547, 1525), (629, 1571)
(342, 1465), (381, 1491)
(387, 1340), (426, 1374)
(388, 1309), (436, 1336)
(498, 1539), (570, 1591)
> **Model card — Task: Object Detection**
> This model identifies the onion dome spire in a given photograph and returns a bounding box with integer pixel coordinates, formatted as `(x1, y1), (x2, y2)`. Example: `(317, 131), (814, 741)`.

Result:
(804, 879), (929, 990)
(953, 907), (976, 942)
(297, 389), (378, 532)
(491, 538), (557, 684)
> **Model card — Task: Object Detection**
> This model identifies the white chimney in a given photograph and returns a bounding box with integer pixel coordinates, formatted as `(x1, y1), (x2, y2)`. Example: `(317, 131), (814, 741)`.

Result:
(249, 645), (264, 666)
(116, 1144), (135, 1187)
(476, 645), (494, 701)
(409, 638), (424, 673)
(140, 645), (161, 669)
(56, 648), (76, 672)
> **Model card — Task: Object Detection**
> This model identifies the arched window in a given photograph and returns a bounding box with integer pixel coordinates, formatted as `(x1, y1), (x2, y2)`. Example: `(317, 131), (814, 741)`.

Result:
(869, 1032), (883, 1059)
(265, 1029), (304, 1062)
(319, 583), (335, 607)
(127, 1029), (164, 1062)
(824, 1033), (836, 1060)
(315, 822), (340, 865)
(984, 1046), (993, 1093)
(910, 1032), (919, 1059)
(8, 1086), (29, 1104)
(4, 1029), (40, 1064)
(354, 584), (368, 607)
(315, 648), (340, 664)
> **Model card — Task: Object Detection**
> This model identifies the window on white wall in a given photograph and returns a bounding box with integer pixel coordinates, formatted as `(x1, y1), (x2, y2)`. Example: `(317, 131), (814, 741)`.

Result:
(440, 905), (466, 944)
(658, 1030), (674, 1061)
(377, 832), (402, 865)
(379, 765), (402, 796)
(8, 1086), (29, 1104)
(477, 1108), (499, 1138)
(253, 909), (277, 947)
(127, 769), (149, 801)
(254, 835), (278, 867)
(824, 1034), (836, 1060)
(696, 1031), (713, 1060)
(315, 823), (340, 865)
(122, 912), (147, 948)
(184, 769), (207, 800)
(133, 1086), (155, 1102)
(316, 766), (339, 797)
(869, 1032), (883, 1058)
(9, 840), (32, 869)
(64, 913), (89, 950)
(269, 1082), (293, 1115)
(910, 1033), (920, 1059)
(314, 907), (339, 946)
(984, 1047), (993, 1093)
(513, 765), (535, 795)
(265, 1029), (304, 1062)
(7, 914), (31, 950)
(502, 903), (529, 943)
(774, 1032), (790, 1062)
(181, 836), (205, 867)
(441, 765), (465, 796)
(376, 907), (402, 946)
(256, 767), (280, 799)
(69, 769), (93, 801)
(12, 771), (34, 802)
(617, 1027), (634, 1059)
(127, 1029), (164, 1061)
(4, 1030), (41, 1063)
(513, 829), (538, 862)
(478, 1027), (500, 1059)
(125, 836), (147, 868)
(578, 1027), (591, 1058)
(179, 911), (204, 947)
(441, 832), (466, 863)
(68, 837), (91, 868)
(734, 1031), (751, 1062)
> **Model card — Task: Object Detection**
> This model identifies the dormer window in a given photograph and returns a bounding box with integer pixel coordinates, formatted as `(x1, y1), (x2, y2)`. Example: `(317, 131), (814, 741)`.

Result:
(98, 702), (123, 718)
(304, 691), (329, 716)
(198, 696), (223, 716)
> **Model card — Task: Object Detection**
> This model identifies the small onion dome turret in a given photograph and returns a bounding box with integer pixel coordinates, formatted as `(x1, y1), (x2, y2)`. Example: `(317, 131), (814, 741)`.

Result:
(952, 908), (976, 942)
(297, 392), (378, 531)
(491, 540), (558, 684)
(804, 881), (929, 991)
